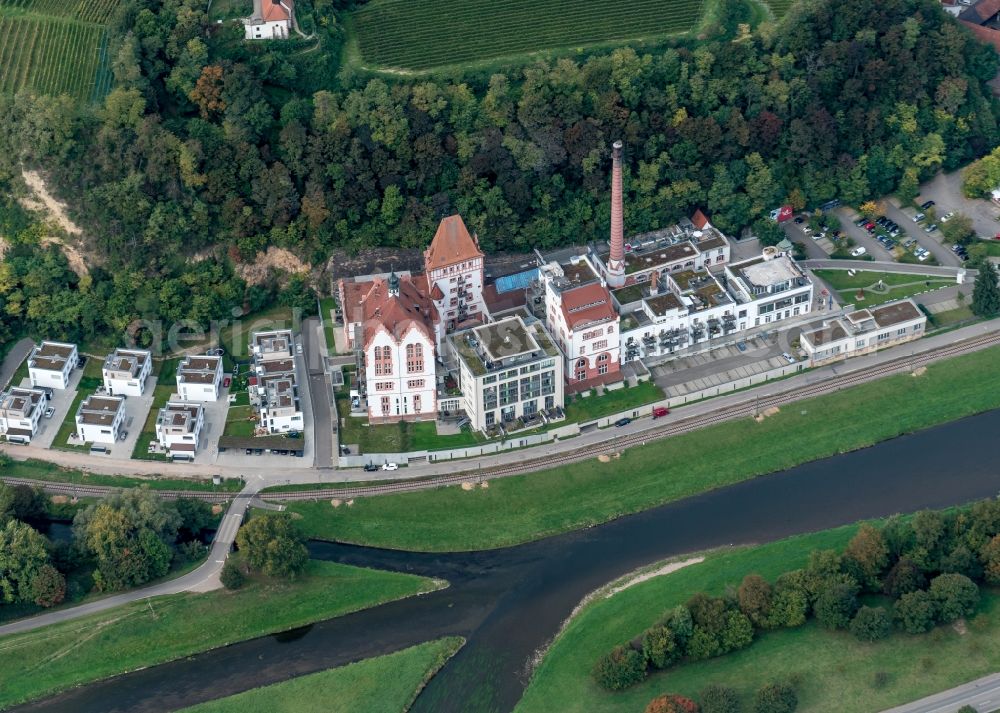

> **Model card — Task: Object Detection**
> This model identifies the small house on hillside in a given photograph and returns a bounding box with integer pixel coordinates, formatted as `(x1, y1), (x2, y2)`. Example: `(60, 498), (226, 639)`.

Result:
(244, 0), (293, 40)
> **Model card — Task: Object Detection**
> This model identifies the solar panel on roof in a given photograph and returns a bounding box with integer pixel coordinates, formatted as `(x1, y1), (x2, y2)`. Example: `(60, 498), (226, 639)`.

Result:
(494, 268), (539, 294)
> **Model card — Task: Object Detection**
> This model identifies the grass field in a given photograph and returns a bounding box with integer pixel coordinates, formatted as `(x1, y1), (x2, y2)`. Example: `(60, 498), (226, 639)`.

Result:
(0, 0), (116, 102)
(285, 343), (1000, 552)
(179, 637), (464, 713)
(564, 381), (664, 422)
(516, 522), (1000, 713)
(812, 269), (952, 307)
(351, 0), (710, 71)
(0, 560), (443, 710)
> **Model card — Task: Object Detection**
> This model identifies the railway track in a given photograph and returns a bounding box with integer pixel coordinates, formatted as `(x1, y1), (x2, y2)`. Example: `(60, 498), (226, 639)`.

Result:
(5, 329), (1000, 504)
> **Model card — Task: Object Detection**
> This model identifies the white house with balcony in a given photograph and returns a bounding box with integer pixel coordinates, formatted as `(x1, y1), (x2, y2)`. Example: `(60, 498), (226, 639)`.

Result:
(176, 355), (224, 402)
(155, 401), (205, 460)
(0, 387), (47, 443)
(102, 348), (152, 397)
(28, 341), (78, 390)
(75, 395), (125, 444)
(800, 299), (926, 366)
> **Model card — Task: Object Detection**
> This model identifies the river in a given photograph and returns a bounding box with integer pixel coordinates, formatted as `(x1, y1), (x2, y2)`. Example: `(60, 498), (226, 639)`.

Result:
(12, 408), (1000, 713)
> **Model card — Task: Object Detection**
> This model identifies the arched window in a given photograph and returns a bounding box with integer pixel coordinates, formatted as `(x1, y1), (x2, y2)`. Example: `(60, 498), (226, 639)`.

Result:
(576, 358), (587, 368)
(406, 342), (424, 373)
(375, 345), (393, 375)
(597, 353), (609, 363)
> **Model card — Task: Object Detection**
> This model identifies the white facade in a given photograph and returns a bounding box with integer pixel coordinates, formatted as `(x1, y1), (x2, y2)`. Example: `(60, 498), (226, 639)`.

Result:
(365, 324), (437, 424)
(155, 401), (205, 459)
(102, 348), (152, 397)
(450, 316), (564, 432)
(243, 0), (292, 39)
(245, 18), (289, 39)
(800, 299), (926, 365)
(0, 387), (47, 443)
(28, 341), (78, 390)
(75, 395), (125, 444)
(249, 330), (303, 434)
(427, 257), (487, 333)
(176, 356), (224, 402)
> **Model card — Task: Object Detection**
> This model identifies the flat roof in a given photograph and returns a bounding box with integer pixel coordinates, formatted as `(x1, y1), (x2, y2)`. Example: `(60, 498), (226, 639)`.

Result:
(644, 293), (684, 316)
(738, 256), (800, 288)
(77, 395), (124, 425)
(873, 300), (923, 328)
(803, 321), (848, 347)
(30, 341), (76, 371)
(474, 318), (539, 361)
(178, 356), (222, 384)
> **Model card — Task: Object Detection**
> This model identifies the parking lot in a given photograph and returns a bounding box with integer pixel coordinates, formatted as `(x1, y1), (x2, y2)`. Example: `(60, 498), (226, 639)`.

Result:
(885, 199), (962, 267)
(651, 332), (795, 394)
(917, 170), (1000, 239)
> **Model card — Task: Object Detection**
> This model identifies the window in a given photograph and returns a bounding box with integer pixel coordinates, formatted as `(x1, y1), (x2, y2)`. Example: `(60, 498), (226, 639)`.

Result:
(592, 339), (608, 350)
(407, 379), (425, 389)
(576, 358), (586, 369)
(380, 396), (390, 414)
(406, 343), (424, 373)
(485, 411), (495, 427)
(413, 394), (421, 412)
(598, 364), (608, 375)
(374, 345), (392, 375)
(856, 340), (865, 349)
(578, 346), (585, 355)
(597, 353), (609, 363)
(897, 327), (907, 336)
(878, 332), (890, 341)
(577, 370), (587, 381)
(376, 381), (393, 391)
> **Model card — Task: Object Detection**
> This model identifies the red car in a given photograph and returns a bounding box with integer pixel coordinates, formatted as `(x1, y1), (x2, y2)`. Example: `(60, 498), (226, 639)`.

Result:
(223, 377), (231, 387)
(652, 406), (669, 419)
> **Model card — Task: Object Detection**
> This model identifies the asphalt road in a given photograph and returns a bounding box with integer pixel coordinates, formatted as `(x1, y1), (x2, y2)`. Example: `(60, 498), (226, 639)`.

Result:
(882, 672), (1000, 713)
(0, 481), (260, 637)
(300, 316), (333, 468)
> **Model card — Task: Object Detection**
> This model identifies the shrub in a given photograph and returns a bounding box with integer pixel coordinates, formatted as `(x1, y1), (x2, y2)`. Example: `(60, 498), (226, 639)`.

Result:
(737, 574), (773, 628)
(220, 560), (246, 590)
(956, 706), (977, 713)
(30, 564), (66, 608)
(883, 557), (927, 598)
(754, 682), (797, 713)
(235, 513), (309, 578)
(813, 582), (859, 630)
(769, 572), (809, 628)
(720, 610), (754, 652)
(642, 624), (681, 669)
(929, 573), (979, 623)
(176, 539), (208, 563)
(592, 645), (647, 690)
(894, 590), (936, 633)
(645, 693), (700, 713)
(849, 606), (891, 642)
(700, 684), (741, 713)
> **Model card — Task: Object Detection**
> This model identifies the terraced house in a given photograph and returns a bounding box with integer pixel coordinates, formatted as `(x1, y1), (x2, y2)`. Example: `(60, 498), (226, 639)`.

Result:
(28, 341), (78, 390)
(249, 330), (303, 433)
(0, 387), (48, 444)
(102, 348), (152, 397)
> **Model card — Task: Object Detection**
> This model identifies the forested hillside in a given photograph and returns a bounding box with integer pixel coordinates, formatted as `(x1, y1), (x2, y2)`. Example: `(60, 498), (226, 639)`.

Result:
(0, 0), (997, 348)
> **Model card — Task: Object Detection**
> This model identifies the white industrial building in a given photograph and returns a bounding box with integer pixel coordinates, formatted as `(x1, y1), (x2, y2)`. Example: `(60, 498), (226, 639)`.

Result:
(28, 341), (78, 390)
(799, 299), (926, 366)
(155, 401), (205, 460)
(0, 387), (47, 443)
(449, 315), (564, 433)
(176, 355), (224, 402)
(102, 348), (153, 397)
(75, 395), (125, 444)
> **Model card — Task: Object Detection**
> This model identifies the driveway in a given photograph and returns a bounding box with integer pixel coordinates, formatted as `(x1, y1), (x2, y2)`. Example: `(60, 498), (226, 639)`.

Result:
(302, 316), (334, 468)
(30, 368), (84, 449)
(918, 170), (1000, 238)
(781, 220), (829, 259)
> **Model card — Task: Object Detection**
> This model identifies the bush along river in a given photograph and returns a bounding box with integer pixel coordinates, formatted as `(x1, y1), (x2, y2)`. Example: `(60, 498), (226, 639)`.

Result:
(12, 408), (1000, 713)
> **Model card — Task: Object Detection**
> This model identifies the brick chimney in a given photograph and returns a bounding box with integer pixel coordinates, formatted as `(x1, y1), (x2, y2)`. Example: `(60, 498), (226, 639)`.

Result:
(606, 140), (626, 288)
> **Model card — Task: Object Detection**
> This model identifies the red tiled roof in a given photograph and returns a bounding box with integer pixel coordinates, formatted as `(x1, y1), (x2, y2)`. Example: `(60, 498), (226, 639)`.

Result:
(361, 276), (437, 349)
(972, 0), (1000, 22)
(262, 0), (292, 22)
(430, 283), (444, 301)
(691, 210), (710, 230)
(560, 283), (617, 331)
(483, 283), (526, 315)
(961, 19), (1000, 50)
(424, 215), (483, 272)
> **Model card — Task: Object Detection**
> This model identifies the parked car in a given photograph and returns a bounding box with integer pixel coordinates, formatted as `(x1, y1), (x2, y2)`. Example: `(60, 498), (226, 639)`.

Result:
(339, 444), (351, 455)
(245, 448), (252, 455)
(917, 251), (930, 262)
(941, 211), (955, 223)
(118, 430), (128, 441)
(382, 462), (399, 471)
(913, 212), (925, 222)
(794, 216), (804, 224)
(782, 352), (797, 364)
(924, 223), (937, 233)
(614, 417), (632, 428)
(851, 246), (867, 257)
(920, 200), (935, 209)
(652, 406), (669, 419)
(364, 463), (379, 472)
(43, 407), (55, 418)
(296, 343), (303, 355)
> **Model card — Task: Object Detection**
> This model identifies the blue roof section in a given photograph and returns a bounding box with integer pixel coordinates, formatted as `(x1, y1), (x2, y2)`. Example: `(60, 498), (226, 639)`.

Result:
(494, 268), (539, 294)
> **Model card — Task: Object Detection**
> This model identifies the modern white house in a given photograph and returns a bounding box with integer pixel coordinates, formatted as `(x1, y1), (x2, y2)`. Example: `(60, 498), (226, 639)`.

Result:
(176, 355), (224, 401)
(799, 299), (927, 366)
(102, 348), (153, 397)
(0, 387), (48, 443)
(155, 401), (205, 460)
(28, 341), (78, 390)
(75, 395), (125, 444)
(251, 330), (295, 362)
(243, 0), (293, 39)
(449, 315), (564, 433)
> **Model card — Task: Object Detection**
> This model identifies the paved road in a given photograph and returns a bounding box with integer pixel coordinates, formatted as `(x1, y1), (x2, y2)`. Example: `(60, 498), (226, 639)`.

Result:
(301, 316), (333, 469)
(882, 672), (1000, 713)
(0, 480), (260, 637)
(0, 337), (33, 390)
